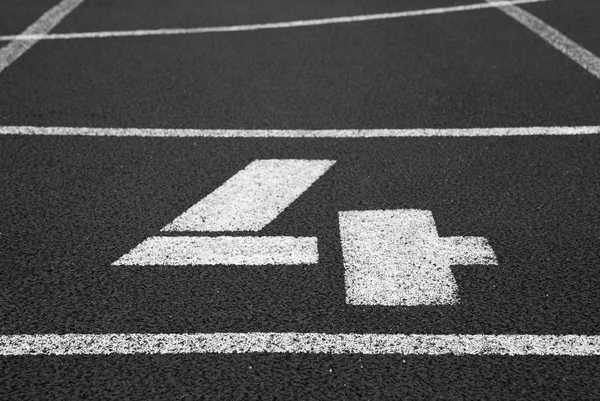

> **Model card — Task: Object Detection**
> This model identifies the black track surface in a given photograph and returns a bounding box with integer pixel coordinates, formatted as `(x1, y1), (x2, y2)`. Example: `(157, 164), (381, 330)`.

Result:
(1, 0), (600, 399)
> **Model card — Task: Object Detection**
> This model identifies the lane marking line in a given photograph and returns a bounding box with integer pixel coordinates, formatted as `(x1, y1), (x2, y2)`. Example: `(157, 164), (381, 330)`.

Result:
(487, 0), (600, 79)
(1, 126), (599, 137)
(0, 0), (85, 74)
(339, 210), (496, 306)
(163, 160), (336, 232)
(0, 0), (549, 42)
(1, 333), (598, 355)
(112, 236), (319, 266)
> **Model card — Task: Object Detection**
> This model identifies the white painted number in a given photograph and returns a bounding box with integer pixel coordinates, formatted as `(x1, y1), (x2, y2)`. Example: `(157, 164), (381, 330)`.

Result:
(114, 161), (498, 307)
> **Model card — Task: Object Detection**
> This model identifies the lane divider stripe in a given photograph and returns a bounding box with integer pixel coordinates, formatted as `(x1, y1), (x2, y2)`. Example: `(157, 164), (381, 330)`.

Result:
(1, 333), (598, 355)
(1, 126), (599, 138)
(487, 0), (600, 79)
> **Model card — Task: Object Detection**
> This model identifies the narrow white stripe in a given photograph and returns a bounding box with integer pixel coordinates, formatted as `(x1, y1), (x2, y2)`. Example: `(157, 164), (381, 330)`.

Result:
(339, 210), (496, 306)
(0, 0), (549, 42)
(163, 160), (335, 232)
(1, 333), (598, 355)
(0, 0), (85, 74)
(1, 126), (599, 138)
(488, 1), (600, 79)
(112, 236), (318, 266)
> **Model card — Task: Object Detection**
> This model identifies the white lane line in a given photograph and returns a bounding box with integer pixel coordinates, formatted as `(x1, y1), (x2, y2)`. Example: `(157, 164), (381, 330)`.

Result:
(487, 0), (600, 79)
(163, 160), (335, 232)
(339, 210), (496, 306)
(1, 333), (599, 355)
(0, 0), (549, 42)
(112, 236), (318, 266)
(0, 0), (85, 74)
(1, 126), (599, 138)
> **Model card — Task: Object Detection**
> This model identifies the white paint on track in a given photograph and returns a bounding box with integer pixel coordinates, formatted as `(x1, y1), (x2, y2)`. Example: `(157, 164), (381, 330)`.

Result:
(488, 0), (600, 79)
(163, 160), (335, 232)
(1, 333), (599, 355)
(0, 0), (549, 42)
(339, 210), (496, 306)
(112, 236), (318, 266)
(0, 0), (85, 74)
(1, 126), (599, 138)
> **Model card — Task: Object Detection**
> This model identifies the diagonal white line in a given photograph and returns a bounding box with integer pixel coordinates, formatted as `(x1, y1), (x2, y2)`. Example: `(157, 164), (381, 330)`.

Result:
(162, 160), (336, 232)
(487, 0), (600, 79)
(0, 0), (550, 42)
(1, 126), (599, 138)
(1, 333), (599, 355)
(0, 0), (85, 74)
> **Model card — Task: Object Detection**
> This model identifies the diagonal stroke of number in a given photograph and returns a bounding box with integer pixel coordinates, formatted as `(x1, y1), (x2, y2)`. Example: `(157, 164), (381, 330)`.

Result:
(162, 159), (336, 232)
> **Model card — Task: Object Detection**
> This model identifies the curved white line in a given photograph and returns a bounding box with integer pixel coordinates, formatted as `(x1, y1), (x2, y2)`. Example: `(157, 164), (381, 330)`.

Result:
(0, 0), (550, 41)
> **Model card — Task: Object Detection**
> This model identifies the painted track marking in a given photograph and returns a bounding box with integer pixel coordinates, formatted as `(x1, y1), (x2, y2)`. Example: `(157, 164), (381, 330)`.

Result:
(0, 0), (549, 42)
(163, 160), (335, 232)
(488, 0), (600, 79)
(113, 160), (332, 266)
(340, 210), (496, 306)
(1, 0), (596, 362)
(112, 236), (318, 266)
(1, 333), (599, 356)
(0, 0), (85, 74)
(1, 126), (599, 137)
